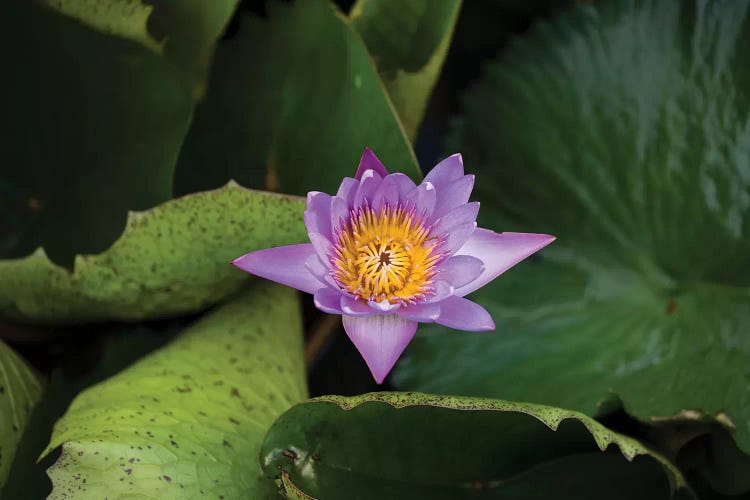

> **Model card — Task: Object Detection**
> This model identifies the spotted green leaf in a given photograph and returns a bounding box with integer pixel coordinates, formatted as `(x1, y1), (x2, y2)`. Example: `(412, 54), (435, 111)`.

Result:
(0, 340), (43, 489)
(350, 0), (462, 141)
(174, 0), (420, 198)
(261, 393), (693, 499)
(0, 183), (306, 324)
(396, 0), (750, 462)
(43, 282), (306, 499)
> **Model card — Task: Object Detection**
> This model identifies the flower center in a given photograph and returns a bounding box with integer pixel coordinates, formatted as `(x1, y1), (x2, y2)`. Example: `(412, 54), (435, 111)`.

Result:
(331, 205), (443, 303)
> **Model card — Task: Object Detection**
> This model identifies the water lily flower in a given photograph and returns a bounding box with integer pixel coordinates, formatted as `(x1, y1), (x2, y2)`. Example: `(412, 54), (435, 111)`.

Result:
(233, 149), (555, 383)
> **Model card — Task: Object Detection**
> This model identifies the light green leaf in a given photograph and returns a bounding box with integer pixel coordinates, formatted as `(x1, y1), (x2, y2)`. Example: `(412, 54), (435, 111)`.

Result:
(261, 393), (693, 499)
(350, 0), (462, 141)
(0, 182), (307, 324)
(174, 0), (420, 198)
(396, 0), (750, 461)
(43, 282), (307, 499)
(0, 340), (43, 489)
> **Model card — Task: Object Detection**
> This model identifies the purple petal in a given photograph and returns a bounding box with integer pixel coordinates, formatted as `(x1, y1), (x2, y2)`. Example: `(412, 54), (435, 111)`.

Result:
(368, 299), (401, 313)
(342, 314), (418, 383)
(370, 175), (400, 211)
(353, 169), (383, 207)
(232, 244), (323, 294)
(304, 191), (332, 239)
(397, 302), (440, 322)
(437, 255), (484, 288)
(341, 296), (372, 317)
(442, 221), (477, 255)
(432, 175), (475, 220)
(431, 202), (480, 236)
(330, 196), (349, 231)
(407, 181), (437, 217)
(306, 254), (337, 288)
(435, 296), (495, 331)
(425, 279), (455, 303)
(308, 231), (332, 261)
(336, 177), (358, 207)
(424, 153), (464, 190)
(387, 173), (417, 198)
(355, 148), (389, 179)
(314, 287), (343, 314)
(454, 229), (556, 296)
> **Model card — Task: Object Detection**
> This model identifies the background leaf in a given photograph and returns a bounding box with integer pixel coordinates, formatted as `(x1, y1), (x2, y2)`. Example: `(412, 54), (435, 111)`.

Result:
(395, 0), (750, 463)
(173, 0), (420, 198)
(0, 183), (307, 324)
(1, 1), (191, 265)
(350, 0), (462, 141)
(43, 282), (306, 499)
(0, 340), (43, 489)
(261, 392), (692, 499)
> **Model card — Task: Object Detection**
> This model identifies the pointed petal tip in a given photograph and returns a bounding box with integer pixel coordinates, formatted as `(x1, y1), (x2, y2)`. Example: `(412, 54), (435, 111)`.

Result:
(355, 148), (389, 179)
(342, 314), (417, 385)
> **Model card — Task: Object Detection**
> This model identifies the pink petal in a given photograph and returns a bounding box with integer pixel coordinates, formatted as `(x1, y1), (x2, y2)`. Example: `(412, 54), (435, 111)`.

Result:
(432, 175), (475, 220)
(424, 153), (464, 190)
(232, 244), (323, 294)
(353, 169), (383, 207)
(407, 181), (437, 217)
(336, 177), (359, 207)
(304, 191), (332, 239)
(340, 295), (372, 317)
(342, 314), (418, 384)
(314, 287), (343, 314)
(431, 202), (480, 235)
(454, 229), (556, 296)
(435, 296), (495, 331)
(437, 255), (484, 288)
(397, 302), (441, 322)
(355, 148), (389, 179)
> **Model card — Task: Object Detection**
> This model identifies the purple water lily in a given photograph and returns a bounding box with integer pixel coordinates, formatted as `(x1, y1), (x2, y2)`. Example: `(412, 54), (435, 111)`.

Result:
(233, 149), (555, 383)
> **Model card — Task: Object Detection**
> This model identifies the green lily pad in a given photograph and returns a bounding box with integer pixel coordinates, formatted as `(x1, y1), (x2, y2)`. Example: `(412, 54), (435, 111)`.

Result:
(1, 1), (191, 265)
(38, 0), (239, 98)
(395, 0), (750, 460)
(350, 0), (462, 141)
(0, 183), (307, 324)
(43, 282), (307, 499)
(261, 393), (693, 499)
(0, 340), (43, 489)
(173, 0), (420, 198)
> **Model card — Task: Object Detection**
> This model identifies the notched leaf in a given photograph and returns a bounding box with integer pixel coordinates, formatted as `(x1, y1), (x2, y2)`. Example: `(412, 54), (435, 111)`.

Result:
(262, 392), (694, 499)
(0, 182), (307, 324)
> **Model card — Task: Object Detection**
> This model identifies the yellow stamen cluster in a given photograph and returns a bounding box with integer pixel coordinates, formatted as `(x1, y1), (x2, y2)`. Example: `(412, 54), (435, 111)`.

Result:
(331, 205), (442, 303)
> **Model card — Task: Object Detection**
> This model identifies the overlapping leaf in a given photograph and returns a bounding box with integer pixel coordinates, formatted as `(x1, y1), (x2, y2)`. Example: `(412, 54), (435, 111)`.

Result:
(0, 183), (306, 324)
(350, 0), (462, 140)
(174, 0), (420, 197)
(261, 393), (692, 499)
(395, 0), (750, 462)
(0, 340), (43, 489)
(1, 1), (194, 264)
(43, 283), (306, 499)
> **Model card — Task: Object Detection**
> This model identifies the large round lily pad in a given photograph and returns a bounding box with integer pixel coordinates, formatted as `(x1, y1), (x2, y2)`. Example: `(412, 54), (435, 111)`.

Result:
(395, 0), (750, 457)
